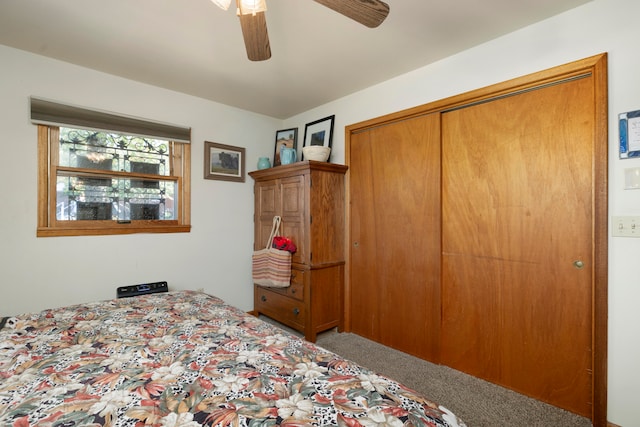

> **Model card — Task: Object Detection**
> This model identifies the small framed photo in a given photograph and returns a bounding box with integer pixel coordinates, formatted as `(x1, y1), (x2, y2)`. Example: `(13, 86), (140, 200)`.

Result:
(273, 128), (298, 166)
(204, 141), (245, 182)
(303, 115), (335, 156)
(619, 109), (640, 159)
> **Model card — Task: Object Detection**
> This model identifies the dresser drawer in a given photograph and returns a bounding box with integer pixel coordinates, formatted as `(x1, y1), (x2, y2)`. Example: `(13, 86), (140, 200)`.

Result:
(260, 269), (305, 301)
(255, 286), (305, 330)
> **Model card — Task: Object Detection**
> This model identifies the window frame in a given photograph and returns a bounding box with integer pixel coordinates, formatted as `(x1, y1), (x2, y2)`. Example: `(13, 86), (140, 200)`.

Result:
(37, 125), (191, 237)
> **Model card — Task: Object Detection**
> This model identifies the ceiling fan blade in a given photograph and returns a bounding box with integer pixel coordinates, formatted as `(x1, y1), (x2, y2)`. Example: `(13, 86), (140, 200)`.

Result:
(238, 11), (271, 61)
(312, 0), (389, 28)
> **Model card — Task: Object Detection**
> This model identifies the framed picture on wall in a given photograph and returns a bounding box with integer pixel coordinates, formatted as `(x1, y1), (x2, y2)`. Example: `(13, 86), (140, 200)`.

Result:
(204, 141), (245, 182)
(619, 109), (640, 159)
(273, 128), (298, 166)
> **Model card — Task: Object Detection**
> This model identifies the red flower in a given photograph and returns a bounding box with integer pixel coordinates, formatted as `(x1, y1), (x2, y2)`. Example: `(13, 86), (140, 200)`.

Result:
(272, 236), (297, 254)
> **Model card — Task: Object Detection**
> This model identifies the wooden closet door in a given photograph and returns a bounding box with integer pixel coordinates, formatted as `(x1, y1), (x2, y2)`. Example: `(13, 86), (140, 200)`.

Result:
(349, 113), (441, 361)
(441, 77), (594, 416)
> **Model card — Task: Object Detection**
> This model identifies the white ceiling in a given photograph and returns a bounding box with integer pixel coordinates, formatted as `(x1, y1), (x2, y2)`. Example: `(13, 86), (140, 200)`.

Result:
(0, 0), (591, 119)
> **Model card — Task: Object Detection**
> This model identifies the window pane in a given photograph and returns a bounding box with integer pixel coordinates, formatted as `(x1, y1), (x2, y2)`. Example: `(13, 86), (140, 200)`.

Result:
(59, 128), (170, 176)
(56, 176), (176, 221)
(131, 162), (160, 189)
(130, 204), (160, 220)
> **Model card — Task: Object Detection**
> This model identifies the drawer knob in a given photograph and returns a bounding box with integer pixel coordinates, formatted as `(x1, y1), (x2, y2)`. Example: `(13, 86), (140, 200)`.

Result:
(293, 308), (300, 316)
(261, 295), (267, 302)
(291, 288), (296, 294)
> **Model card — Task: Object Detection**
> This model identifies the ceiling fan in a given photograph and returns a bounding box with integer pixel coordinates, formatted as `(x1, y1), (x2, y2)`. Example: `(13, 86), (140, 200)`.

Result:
(211, 0), (390, 61)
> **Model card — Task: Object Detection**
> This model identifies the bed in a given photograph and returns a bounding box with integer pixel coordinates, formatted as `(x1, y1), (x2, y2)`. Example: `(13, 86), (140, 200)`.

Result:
(0, 290), (465, 426)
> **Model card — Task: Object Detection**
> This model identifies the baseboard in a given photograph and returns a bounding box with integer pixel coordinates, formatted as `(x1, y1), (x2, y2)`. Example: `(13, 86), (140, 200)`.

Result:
(608, 422), (622, 427)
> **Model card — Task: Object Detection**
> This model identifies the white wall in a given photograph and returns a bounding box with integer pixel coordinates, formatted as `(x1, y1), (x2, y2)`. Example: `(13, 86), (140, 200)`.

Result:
(0, 45), (280, 315)
(282, 0), (640, 425)
(2, 0), (639, 424)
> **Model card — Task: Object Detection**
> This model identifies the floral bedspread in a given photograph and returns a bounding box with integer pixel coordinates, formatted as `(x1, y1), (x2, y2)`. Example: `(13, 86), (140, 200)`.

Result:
(0, 291), (465, 427)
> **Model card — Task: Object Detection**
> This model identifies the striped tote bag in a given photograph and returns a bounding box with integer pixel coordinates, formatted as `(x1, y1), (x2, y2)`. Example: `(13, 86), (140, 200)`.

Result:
(252, 216), (292, 288)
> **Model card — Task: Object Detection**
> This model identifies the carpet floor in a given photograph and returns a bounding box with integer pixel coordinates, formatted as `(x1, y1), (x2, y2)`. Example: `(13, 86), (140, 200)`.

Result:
(316, 330), (592, 427)
(260, 317), (593, 427)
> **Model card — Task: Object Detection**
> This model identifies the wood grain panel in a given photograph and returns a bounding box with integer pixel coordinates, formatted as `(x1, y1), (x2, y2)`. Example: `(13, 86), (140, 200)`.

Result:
(280, 176), (306, 264)
(348, 131), (378, 339)
(442, 76), (594, 416)
(440, 255), (502, 381)
(255, 286), (304, 330)
(349, 113), (441, 361)
(308, 265), (344, 333)
(309, 171), (347, 265)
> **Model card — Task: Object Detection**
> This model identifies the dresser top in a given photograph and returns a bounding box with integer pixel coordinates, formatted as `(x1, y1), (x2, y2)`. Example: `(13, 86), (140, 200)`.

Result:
(249, 160), (348, 180)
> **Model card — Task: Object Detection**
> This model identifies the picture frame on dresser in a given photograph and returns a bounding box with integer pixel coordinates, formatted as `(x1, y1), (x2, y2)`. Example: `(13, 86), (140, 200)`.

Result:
(273, 128), (298, 166)
(302, 115), (334, 160)
(204, 141), (245, 182)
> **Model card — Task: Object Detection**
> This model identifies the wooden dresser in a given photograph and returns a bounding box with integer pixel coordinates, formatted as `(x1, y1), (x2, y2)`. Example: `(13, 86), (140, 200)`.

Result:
(249, 160), (348, 342)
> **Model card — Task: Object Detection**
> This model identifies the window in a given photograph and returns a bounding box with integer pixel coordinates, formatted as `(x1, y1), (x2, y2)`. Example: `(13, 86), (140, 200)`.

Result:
(33, 98), (191, 237)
